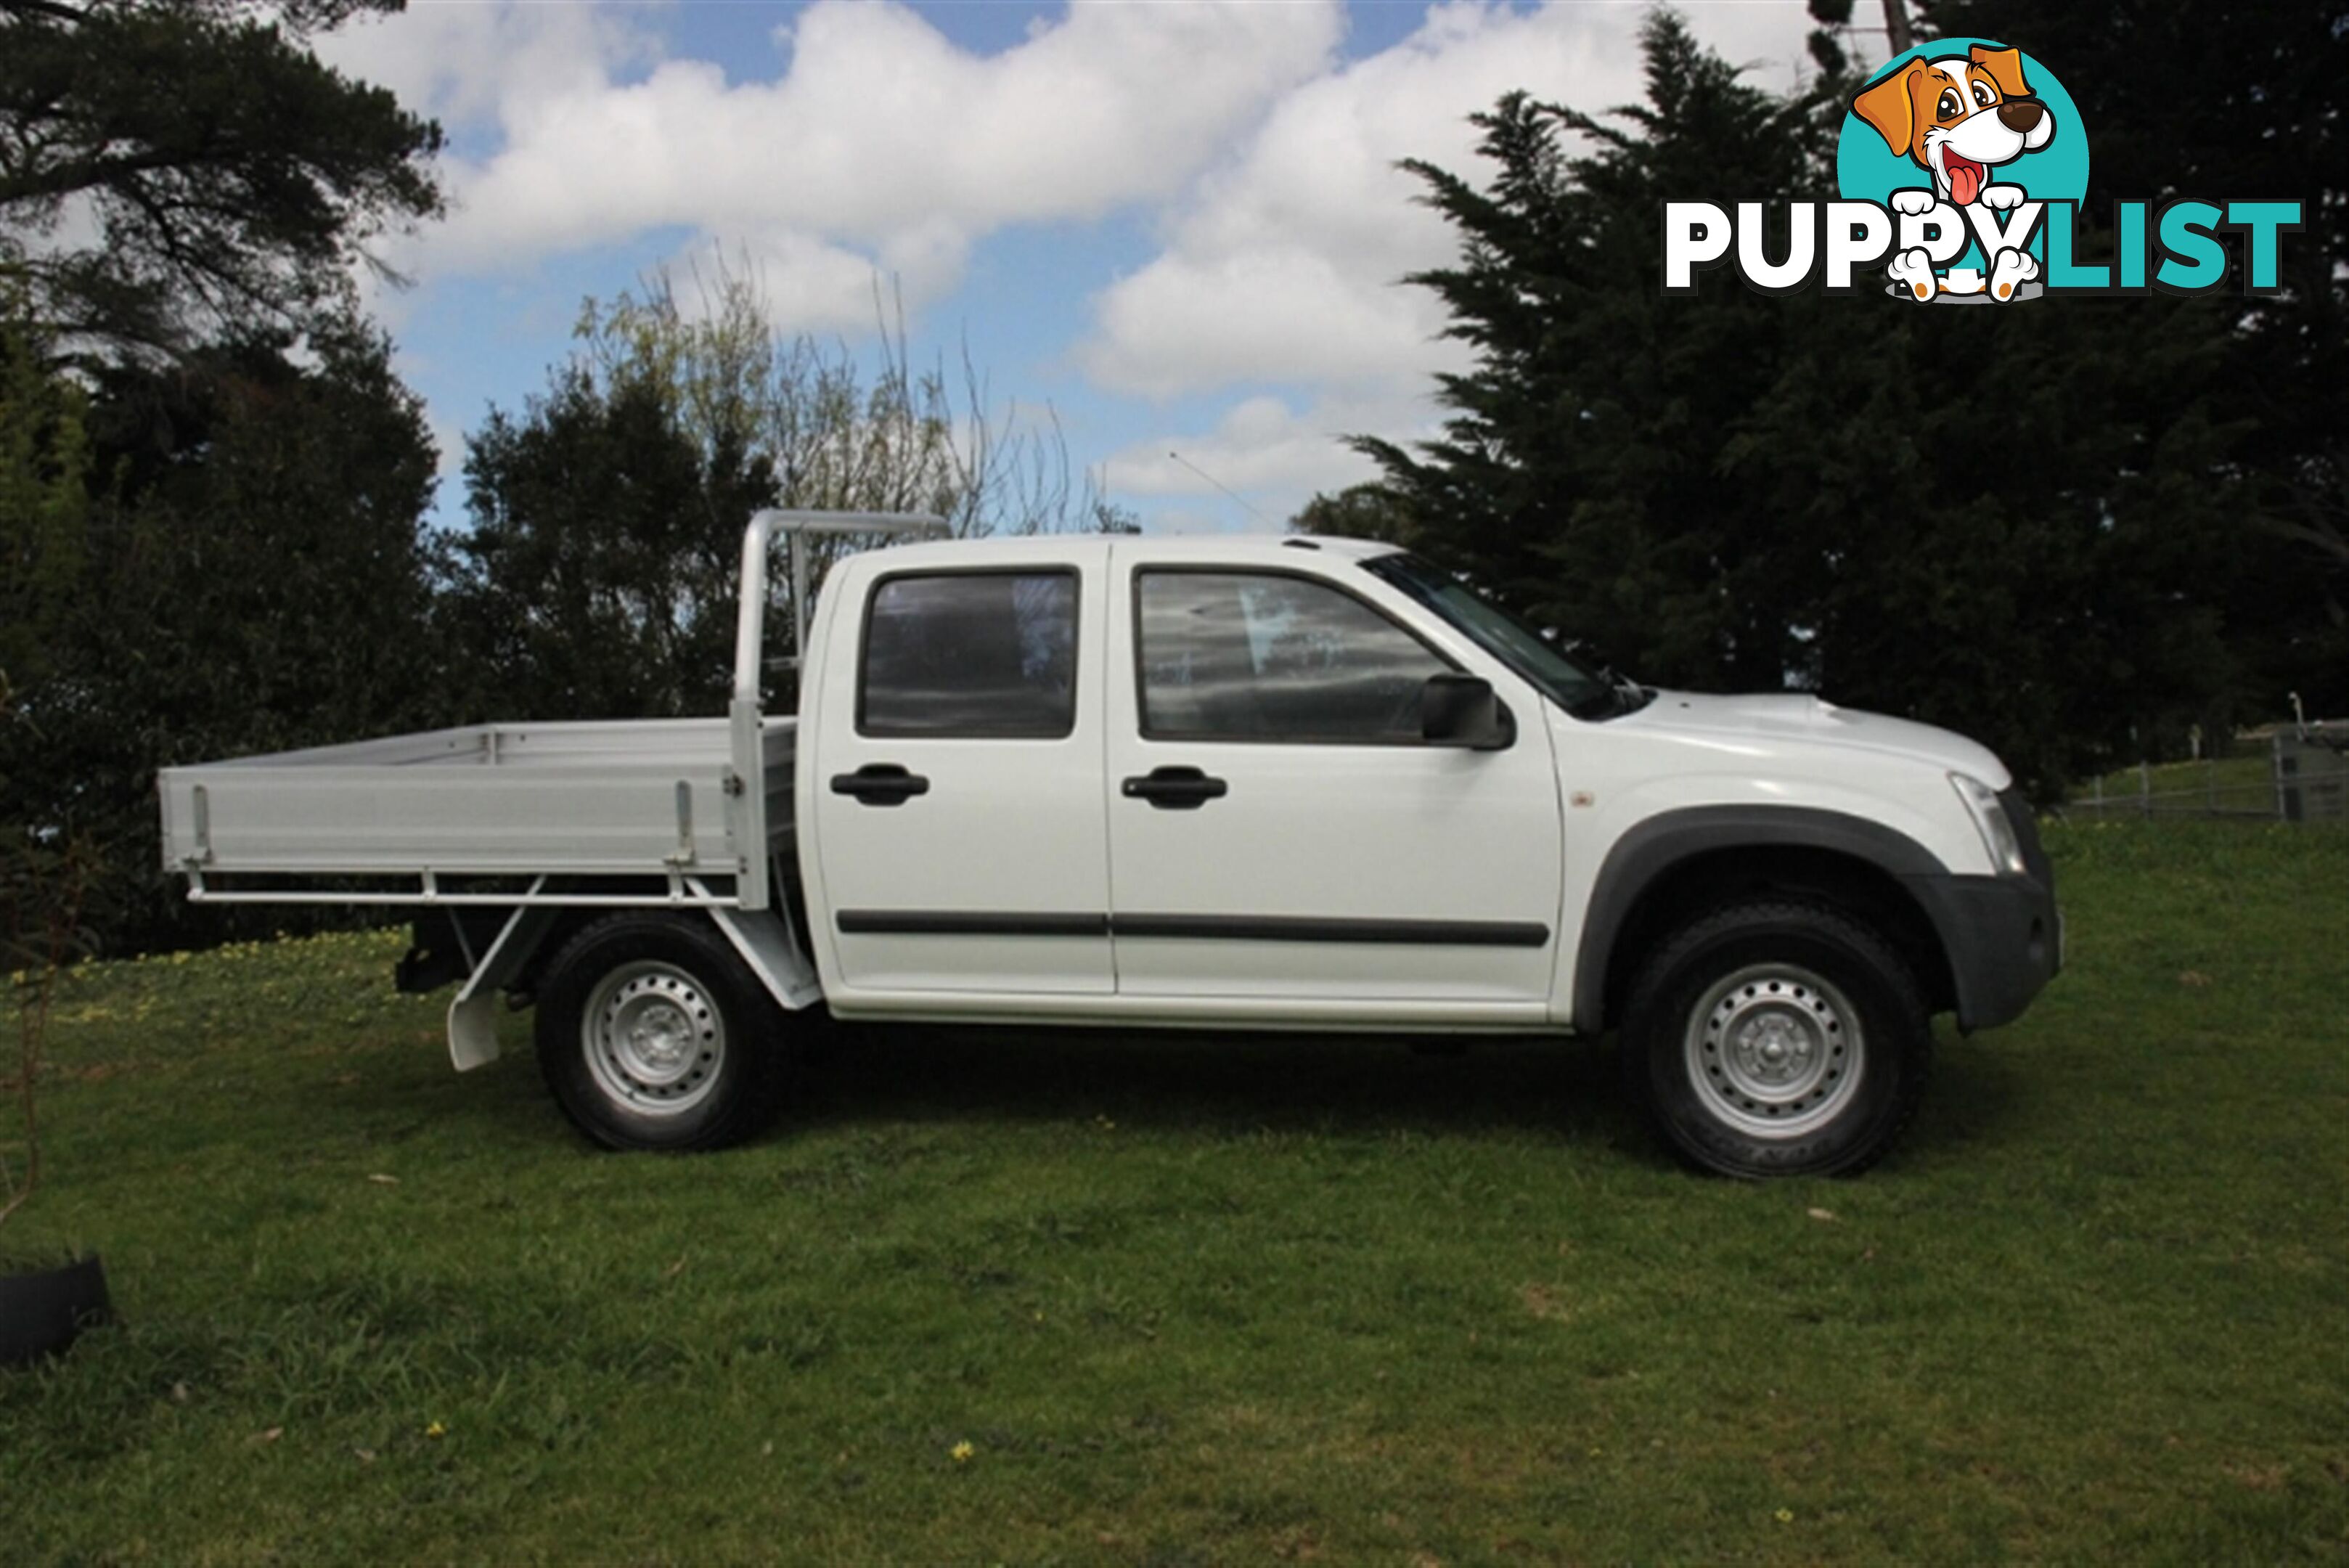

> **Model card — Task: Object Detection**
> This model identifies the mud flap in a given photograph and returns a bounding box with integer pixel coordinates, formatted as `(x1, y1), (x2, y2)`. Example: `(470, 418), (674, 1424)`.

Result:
(446, 905), (560, 1071)
(706, 902), (822, 1011)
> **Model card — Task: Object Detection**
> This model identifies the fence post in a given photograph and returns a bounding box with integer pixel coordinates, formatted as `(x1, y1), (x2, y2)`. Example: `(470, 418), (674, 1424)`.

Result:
(2140, 759), (2152, 819)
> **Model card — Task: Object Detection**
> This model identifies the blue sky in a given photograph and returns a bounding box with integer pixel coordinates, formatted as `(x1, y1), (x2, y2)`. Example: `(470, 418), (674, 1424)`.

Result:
(319, 1), (1810, 532)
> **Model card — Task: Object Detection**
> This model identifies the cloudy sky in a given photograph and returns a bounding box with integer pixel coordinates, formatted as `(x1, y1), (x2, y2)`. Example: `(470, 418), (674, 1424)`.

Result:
(319, 1), (1814, 531)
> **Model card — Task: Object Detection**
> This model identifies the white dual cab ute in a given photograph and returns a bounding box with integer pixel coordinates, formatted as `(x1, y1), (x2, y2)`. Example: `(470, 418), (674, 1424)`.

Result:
(159, 510), (2059, 1177)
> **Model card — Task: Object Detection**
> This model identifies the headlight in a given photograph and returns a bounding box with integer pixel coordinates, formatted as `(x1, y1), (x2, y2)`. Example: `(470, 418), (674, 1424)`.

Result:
(1950, 772), (2027, 876)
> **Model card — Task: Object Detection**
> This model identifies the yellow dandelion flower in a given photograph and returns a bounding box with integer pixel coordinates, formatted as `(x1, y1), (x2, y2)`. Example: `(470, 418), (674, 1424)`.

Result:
(426, 1421), (447, 1439)
(950, 1441), (975, 1463)
(1774, 1508), (1794, 1524)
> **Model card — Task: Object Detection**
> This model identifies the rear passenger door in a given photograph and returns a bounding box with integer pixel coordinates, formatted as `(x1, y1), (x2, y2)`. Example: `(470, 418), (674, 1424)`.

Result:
(1103, 548), (1564, 1006)
(807, 544), (1114, 996)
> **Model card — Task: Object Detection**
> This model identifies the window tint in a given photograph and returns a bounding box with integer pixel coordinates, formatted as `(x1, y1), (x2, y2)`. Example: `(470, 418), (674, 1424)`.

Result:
(860, 571), (1077, 737)
(1137, 571), (1450, 742)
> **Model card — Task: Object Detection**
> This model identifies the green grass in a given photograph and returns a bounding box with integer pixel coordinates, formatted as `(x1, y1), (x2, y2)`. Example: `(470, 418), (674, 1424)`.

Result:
(4, 821), (2346, 1564)
(2072, 754), (2282, 818)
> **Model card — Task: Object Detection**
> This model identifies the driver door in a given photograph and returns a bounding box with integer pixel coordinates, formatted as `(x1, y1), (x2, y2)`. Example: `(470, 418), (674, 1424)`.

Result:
(1102, 548), (1565, 1003)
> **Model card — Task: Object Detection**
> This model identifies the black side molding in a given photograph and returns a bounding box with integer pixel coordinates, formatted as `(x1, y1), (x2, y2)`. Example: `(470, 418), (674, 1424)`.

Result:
(1114, 914), (1548, 947)
(836, 910), (1107, 938)
(836, 910), (1548, 947)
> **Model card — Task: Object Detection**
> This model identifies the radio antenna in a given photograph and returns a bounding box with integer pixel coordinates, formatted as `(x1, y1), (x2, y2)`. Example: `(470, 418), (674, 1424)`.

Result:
(1168, 450), (1271, 527)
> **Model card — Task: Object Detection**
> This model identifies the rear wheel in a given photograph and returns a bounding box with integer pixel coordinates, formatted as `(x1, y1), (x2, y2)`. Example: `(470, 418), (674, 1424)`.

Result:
(535, 913), (788, 1151)
(1622, 901), (1930, 1177)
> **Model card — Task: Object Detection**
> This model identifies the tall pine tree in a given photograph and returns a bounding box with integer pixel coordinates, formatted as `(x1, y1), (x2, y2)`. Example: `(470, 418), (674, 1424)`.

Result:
(1915, 0), (2348, 716)
(1, 0), (444, 360)
(1359, 12), (2249, 796)
(2, 324), (451, 952)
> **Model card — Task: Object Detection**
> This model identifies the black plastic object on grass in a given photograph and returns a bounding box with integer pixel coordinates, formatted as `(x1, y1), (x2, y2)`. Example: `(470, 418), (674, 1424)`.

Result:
(0, 1253), (111, 1365)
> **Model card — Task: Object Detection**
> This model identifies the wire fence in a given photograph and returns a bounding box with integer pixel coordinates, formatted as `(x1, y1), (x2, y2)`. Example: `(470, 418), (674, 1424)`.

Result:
(2059, 730), (2349, 823)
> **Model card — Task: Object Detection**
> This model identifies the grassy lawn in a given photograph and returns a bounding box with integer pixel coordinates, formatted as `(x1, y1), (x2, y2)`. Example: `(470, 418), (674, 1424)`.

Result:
(4, 822), (2345, 1564)
(2071, 754), (2281, 818)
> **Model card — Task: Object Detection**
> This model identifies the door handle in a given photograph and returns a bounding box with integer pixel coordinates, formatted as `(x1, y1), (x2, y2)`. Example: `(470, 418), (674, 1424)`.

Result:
(1122, 765), (1228, 810)
(830, 763), (930, 807)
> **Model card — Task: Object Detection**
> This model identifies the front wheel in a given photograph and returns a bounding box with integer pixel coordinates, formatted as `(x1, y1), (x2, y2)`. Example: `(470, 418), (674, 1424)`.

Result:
(1622, 901), (1930, 1177)
(535, 913), (788, 1151)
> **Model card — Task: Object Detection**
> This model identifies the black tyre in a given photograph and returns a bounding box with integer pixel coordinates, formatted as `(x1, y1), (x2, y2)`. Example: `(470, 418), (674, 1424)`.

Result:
(534, 912), (788, 1151)
(1621, 900), (1930, 1177)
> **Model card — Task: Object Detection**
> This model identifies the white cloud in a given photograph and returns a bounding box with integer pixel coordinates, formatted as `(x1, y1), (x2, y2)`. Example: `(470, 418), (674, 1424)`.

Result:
(1081, 1), (1809, 516)
(1106, 386), (1444, 530)
(315, 2), (661, 136)
(313, 0), (1813, 522)
(329, 0), (1344, 333)
(1090, 245), (1471, 401)
(1114, 395), (1379, 498)
(660, 226), (963, 339)
(1081, 0), (1808, 399)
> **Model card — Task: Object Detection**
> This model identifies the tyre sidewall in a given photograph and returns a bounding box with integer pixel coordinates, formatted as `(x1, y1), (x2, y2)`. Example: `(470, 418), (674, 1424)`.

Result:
(1629, 908), (1927, 1177)
(536, 915), (780, 1151)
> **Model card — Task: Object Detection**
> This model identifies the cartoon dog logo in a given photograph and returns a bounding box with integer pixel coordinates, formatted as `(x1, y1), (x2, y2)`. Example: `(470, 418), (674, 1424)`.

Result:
(1850, 45), (2056, 302)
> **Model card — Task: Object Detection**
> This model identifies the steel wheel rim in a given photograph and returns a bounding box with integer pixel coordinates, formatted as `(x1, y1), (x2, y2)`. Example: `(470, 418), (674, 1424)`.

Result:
(1683, 963), (1864, 1138)
(581, 960), (726, 1118)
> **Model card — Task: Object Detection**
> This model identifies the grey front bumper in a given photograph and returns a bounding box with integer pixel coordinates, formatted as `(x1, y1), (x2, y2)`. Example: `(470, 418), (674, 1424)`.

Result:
(1904, 787), (2060, 1032)
(1905, 872), (2061, 1030)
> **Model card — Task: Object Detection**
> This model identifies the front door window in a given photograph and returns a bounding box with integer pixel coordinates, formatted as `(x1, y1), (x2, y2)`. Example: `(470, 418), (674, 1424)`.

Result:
(1135, 571), (1450, 743)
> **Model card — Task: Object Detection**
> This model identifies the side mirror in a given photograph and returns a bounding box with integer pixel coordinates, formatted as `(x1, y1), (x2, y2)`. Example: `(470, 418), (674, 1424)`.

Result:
(1421, 674), (1514, 751)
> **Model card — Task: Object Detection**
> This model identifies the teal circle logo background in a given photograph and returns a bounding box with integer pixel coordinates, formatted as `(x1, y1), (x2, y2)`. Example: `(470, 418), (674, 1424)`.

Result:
(1836, 38), (2088, 273)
